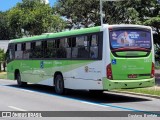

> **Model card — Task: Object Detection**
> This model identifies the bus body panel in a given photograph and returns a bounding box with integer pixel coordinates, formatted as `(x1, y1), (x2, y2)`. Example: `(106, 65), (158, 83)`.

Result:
(102, 77), (155, 90)
(7, 60), (104, 90)
(63, 60), (103, 90)
(111, 53), (153, 80)
(42, 60), (103, 90)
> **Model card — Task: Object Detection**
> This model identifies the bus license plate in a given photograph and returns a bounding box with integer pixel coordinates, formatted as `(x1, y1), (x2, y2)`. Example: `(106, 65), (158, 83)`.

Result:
(128, 74), (137, 78)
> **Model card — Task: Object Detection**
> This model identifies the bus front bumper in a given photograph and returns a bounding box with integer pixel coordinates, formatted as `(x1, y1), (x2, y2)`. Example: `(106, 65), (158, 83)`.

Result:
(102, 78), (155, 90)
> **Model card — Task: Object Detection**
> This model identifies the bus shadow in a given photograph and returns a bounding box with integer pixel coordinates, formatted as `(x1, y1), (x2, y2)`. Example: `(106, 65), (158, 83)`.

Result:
(7, 84), (151, 104)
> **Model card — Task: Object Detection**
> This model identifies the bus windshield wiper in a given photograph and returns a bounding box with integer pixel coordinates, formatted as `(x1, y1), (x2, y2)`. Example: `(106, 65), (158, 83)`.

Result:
(112, 47), (150, 52)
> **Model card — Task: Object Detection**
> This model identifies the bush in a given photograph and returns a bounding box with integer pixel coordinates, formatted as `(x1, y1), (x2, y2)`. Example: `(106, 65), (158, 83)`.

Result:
(0, 48), (5, 72)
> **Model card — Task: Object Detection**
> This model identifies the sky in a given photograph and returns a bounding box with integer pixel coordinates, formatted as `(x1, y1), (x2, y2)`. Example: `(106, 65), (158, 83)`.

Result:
(0, 0), (57, 12)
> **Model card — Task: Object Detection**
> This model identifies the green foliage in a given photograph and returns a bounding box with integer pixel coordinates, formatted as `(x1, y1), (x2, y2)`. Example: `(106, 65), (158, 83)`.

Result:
(54, 0), (100, 29)
(0, 12), (14, 39)
(2, 0), (66, 39)
(0, 12), (7, 39)
(54, 0), (143, 27)
(142, 0), (160, 44)
(54, 0), (160, 43)
(144, 16), (160, 35)
(54, 0), (159, 26)
(7, 7), (24, 38)
(0, 48), (5, 61)
(0, 0), (160, 40)
(0, 49), (6, 71)
(0, 72), (7, 79)
(0, 48), (5, 72)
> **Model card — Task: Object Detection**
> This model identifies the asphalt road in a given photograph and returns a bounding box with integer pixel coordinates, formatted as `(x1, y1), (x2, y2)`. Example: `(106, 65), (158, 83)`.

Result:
(0, 79), (160, 120)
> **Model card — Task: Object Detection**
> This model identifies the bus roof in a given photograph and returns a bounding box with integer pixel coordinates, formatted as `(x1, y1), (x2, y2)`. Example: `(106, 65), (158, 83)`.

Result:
(9, 24), (152, 44)
(9, 26), (101, 43)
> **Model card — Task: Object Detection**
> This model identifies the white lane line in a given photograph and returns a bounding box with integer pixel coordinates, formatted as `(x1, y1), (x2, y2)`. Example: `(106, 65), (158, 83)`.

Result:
(8, 106), (27, 111)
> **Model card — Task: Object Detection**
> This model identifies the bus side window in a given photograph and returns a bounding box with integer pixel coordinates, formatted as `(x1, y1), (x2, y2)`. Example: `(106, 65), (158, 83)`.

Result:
(22, 43), (26, 59)
(30, 42), (36, 58)
(90, 34), (98, 59)
(72, 35), (90, 59)
(57, 38), (68, 58)
(23, 42), (30, 59)
(66, 38), (71, 58)
(6, 44), (14, 63)
(15, 43), (23, 59)
(71, 37), (78, 58)
(66, 38), (72, 58)
(35, 41), (43, 58)
(44, 40), (56, 58)
(77, 36), (89, 58)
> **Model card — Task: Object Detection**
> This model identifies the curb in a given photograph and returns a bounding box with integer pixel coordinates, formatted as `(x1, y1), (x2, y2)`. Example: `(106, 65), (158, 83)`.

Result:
(107, 90), (160, 99)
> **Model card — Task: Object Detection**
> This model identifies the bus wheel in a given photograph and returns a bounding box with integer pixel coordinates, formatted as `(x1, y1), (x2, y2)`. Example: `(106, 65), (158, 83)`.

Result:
(16, 72), (27, 87)
(54, 74), (65, 95)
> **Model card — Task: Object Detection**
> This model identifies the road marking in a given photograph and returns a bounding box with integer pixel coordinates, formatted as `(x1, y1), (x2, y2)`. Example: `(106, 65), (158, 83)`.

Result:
(8, 106), (27, 111)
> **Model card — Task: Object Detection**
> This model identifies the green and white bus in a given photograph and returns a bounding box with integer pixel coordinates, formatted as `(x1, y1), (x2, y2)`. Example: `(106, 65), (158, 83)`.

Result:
(6, 24), (155, 94)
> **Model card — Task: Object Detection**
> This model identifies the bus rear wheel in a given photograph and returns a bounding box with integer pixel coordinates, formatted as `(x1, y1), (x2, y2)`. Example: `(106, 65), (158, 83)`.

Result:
(54, 74), (65, 95)
(16, 72), (27, 87)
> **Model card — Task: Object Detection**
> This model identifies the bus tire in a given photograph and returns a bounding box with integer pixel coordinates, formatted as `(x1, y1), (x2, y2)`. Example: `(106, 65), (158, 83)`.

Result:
(16, 72), (27, 87)
(54, 74), (65, 95)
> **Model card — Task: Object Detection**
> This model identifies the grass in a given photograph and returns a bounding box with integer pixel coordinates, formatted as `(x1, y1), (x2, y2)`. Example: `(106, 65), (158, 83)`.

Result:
(116, 86), (160, 96)
(0, 72), (7, 79)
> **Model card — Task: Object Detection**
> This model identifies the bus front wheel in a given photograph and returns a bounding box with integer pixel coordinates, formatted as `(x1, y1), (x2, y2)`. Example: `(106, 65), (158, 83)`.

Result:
(54, 74), (65, 95)
(16, 72), (27, 87)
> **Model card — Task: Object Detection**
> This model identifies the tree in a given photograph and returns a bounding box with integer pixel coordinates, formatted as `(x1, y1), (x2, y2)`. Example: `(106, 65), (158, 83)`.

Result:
(54, 0), (100, 29)
(54, 0), (143, 29)
(55, 0), (159, 25)
(0, 11), (14, 40)
(7, 0), (66, 38)
(54, 0), (160, 43)
(7, 7), (24, 38)
(0, 49), (5, 72)
(142, 0), (160, 44)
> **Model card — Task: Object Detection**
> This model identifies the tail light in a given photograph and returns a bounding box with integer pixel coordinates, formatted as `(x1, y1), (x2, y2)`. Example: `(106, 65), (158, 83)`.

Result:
(106, 63), (113, 79)
(151, 62), (155, 78)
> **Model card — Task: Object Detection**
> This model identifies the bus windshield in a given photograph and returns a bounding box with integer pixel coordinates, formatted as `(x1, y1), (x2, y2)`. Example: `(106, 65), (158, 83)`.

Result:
(109, 29), (151, 52)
